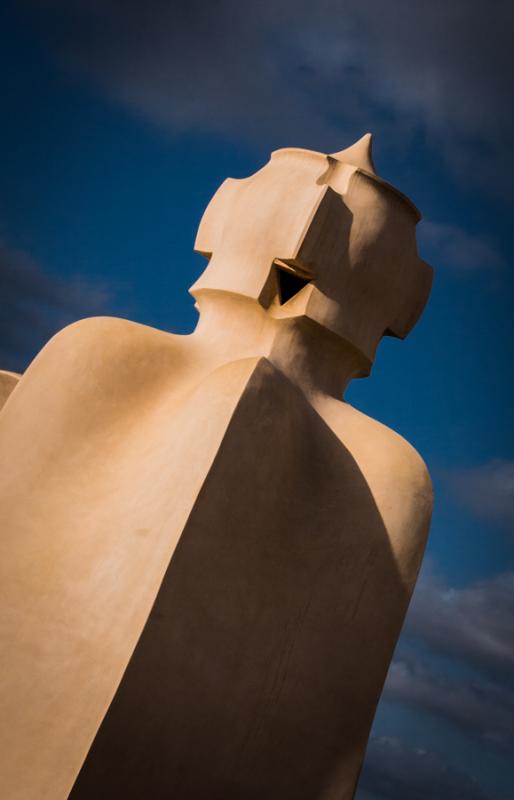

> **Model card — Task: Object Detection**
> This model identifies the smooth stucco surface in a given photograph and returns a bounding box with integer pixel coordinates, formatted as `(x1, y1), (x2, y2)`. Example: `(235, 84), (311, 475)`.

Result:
(0, 135), (433, 799)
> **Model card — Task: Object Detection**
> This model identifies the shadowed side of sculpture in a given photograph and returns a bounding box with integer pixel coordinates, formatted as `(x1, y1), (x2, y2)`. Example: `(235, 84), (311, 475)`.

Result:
(70, 360), (409, 800)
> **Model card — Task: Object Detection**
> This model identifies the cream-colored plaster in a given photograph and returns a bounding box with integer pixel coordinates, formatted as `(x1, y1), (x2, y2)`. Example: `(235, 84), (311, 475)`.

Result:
(0, 135), (433, 800)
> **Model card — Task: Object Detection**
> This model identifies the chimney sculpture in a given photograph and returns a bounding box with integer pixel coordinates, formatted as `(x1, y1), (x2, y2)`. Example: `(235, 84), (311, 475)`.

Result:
(0, 135), (433, 800)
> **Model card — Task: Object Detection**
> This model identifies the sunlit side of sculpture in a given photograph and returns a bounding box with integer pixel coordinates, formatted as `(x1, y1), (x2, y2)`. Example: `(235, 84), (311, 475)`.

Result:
(0, 134), (433, 800)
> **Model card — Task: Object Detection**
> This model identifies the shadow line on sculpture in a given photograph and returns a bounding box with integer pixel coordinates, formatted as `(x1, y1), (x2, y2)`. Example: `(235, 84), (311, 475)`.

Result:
(70, 359), (408, 800)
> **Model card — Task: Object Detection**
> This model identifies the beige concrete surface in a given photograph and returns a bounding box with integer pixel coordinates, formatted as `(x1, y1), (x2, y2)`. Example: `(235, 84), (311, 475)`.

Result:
(0, 370), (21, 410)
(0, 135), (433, 799)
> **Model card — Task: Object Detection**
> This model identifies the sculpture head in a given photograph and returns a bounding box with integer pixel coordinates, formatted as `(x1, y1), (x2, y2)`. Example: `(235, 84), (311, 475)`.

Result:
(191, 134), (432, 374)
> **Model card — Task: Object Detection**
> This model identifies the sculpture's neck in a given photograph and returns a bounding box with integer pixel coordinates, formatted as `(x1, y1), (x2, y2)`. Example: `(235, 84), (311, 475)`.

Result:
(192, 291), (367, 399)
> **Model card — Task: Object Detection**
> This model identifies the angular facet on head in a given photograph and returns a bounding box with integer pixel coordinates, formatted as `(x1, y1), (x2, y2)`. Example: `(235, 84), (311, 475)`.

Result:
(191, 135), (433, 368)
(192, 148), (329, 301)
(331, 132), (376, 173)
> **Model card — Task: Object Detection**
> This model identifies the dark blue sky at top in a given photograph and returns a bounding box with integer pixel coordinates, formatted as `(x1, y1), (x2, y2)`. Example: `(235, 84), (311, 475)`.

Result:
(1, 2), (513, 798)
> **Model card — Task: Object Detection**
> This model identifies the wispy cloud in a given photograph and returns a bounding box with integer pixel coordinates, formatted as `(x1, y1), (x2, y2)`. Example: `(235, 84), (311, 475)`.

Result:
(405, 567), (514, 680)
(0, 239), (111, 372)
(445, 460), (514, 534)
(385, 658), (514, 752)
(357, 567), (514, 796)
(20, 0), (514, 191)
(418, 221), (504, 273)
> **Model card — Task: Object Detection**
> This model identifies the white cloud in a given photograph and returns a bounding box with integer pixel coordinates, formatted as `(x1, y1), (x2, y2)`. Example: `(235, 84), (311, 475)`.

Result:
(418, 221), (504, 272)
(405, 567), (514, 678)
(364, 564), (514, 770)
(384, 658), (514, 752)
(20, 0), (514, 190)
(445, 460), (514, 533)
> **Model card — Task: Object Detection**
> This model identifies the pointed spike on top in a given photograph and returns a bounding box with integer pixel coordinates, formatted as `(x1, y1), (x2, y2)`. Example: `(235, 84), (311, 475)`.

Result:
(330, 133), (375, 174)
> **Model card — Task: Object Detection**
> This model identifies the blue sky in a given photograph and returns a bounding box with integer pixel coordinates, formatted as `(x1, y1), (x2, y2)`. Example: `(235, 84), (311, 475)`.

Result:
(1, 2), (513, 797)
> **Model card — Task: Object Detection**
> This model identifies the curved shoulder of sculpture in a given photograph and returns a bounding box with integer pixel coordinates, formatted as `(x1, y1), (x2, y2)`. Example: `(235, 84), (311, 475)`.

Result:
(41, 315), (182, 357)
(320, 397), (430, 492)
(0, 317), (193, 438)
(243, 358), (432, 505)
(317, 397), (432, 582)
(29, 315), (189, 383)
(365, 408), (431, 501)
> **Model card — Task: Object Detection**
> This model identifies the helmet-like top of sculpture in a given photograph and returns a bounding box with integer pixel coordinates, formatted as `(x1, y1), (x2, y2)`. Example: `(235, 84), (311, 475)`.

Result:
(192, 134), (432, 373)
